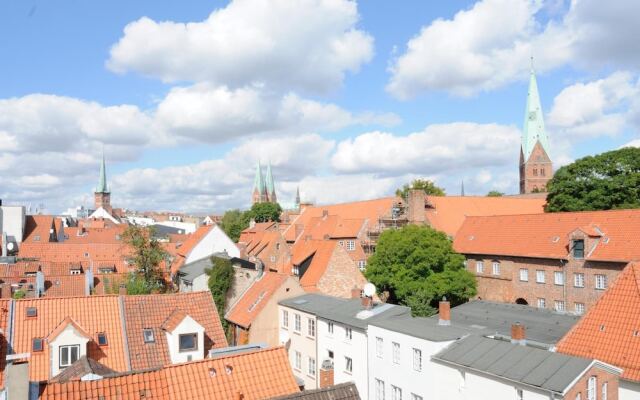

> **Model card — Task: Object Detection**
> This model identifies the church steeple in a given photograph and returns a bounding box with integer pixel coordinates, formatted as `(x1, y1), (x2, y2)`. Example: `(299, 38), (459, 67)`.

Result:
(96, 151), (109, 194)
(265, 162), (276, 203)
(94, 150), (112, 212)
(252, 162), (267, 204)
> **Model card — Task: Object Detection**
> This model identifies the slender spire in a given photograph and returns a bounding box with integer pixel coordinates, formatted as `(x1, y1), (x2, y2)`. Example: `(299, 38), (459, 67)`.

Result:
(95, 149), (109, 194)
(522, 58), (550, 161)
(461, 180), (465, 196)
(265, 162), (275, 196)
(295, 186), (301, 206)
(253, 161), (265, 195)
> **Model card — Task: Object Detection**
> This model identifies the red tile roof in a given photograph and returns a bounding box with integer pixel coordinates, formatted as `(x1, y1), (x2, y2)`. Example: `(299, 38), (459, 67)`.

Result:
(557, 262), (640, 381)
(290, 240), (339, 289)
(47, 316), (92, 341)
(167, 225), (214, 275)
(0, 299), (10, 389)
(453, 209), (640, 262)
(18, 243), (131, 263)
(22, 215), (57, 243)
(122, 291), (227, 370)
(40, 347), (299, 400)
(226, 272), (288, 328)
(161, 309), (188, 333)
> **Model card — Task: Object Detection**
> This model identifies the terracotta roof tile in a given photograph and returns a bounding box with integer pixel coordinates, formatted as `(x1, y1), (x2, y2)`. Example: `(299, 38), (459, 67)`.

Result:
(49, 355), (118, 383)
(22, 215), (57, 243)
(290, 240), (339, 289)
(47, 316), (93, 341)
(161, 309), (188, 333)
(18, 243), (132, 263)
(0, 299), (10, 389)
(557, 262), (640, 381)
(454, 209), (640, 261)
(226, 272), (288, 328)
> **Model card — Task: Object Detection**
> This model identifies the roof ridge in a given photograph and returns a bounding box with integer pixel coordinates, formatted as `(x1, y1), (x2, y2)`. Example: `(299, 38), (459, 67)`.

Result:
(162, 345), (286, 369)
(466, 208), (640, 220)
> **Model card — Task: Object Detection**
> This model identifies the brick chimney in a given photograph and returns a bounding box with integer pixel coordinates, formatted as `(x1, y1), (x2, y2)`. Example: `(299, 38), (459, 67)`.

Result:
(319, 360), (334, 388)
(511, 322), (526, 345)
(406, 189), (426, 225)
(361, 296), (373, 309)
(438, 297), (451, 326)
(350, 286), (361, 299)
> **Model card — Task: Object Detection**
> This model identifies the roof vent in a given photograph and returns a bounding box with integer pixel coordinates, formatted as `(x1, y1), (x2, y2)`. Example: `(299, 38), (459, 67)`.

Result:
(599, 324), (605, 332)
(225, 365), (233, 375)
(603, 237), (610, 244)
(468, 235), (474, 241)
(209, 367), (217, 377)
(551, 236), (560, 243)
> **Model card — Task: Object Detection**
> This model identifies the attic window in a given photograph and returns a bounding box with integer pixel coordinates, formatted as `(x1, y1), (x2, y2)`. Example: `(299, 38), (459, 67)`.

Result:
(70, 269), (82, 275)
(97, 333), (108, 346)
(572, 240), (585, 259)
(225, 365), (233, 375)
(209, 367), (217, 377)
(143, 328), (155, 343)
(32, 338), (43, 352)
(26, 307), (37, 318)
(84, 252), (90, 258)
(33, 235), (40, 242)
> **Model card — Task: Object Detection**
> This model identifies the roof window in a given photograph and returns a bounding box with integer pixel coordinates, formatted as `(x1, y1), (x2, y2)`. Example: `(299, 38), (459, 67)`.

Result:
(143, 328), (155, 343)
(225, 365), (233, 375)
(26, 307), (37, 318)
(32, 338), (43, 352)
(209, 367), (217, 377)
(33, 235), (40, 242)
(572, 239), (585, 259)
(97, 332), (108, 346)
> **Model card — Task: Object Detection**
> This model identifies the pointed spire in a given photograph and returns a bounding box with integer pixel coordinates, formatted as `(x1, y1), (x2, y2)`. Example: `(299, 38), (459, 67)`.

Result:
(461, 180), (465, 196)
(95, 149), (109, 194)
(265, 162), (275, 196)
(253, 161), (265, 195)
(295, 186), (301, 206)
(522, 57), (550, 161)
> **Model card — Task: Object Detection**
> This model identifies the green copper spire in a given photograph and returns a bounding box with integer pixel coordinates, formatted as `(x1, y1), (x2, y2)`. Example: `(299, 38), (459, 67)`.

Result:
(522, 61), (550, 161)
(253, 162), (266, 194)
(265, 162), (275, 195)
(95, 151), (109, 194)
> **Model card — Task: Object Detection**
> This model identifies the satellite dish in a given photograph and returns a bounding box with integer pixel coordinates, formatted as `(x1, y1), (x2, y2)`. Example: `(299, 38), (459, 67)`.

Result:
(363, 283), (376, 297)
(6, 242), (15, 251)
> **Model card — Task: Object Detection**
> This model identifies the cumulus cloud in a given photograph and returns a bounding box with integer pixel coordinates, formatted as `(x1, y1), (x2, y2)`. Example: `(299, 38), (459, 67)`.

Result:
(107, 0), (373, 93)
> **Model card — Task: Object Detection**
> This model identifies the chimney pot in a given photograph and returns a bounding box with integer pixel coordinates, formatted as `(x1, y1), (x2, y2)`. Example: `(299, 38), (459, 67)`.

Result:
(350, 287), (361, 299)
(511, 322), (526, 345)
(438, 297), (451, 326)
(361, 296), (373, 309)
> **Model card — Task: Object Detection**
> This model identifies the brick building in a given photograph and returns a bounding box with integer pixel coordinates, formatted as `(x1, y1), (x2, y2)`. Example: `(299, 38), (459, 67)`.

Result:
(453, 209), (640, 314)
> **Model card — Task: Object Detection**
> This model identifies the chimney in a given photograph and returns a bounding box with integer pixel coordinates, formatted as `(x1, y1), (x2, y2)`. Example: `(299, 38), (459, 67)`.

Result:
(406, 189), (426, 225)
(319, 360), (334, 388)
(361, 296), (373, 309)
(511, 322), (526, 345)
(350, 286), (361, 299)
(438, 297), (451, 326)
(119, 284), (127, 296)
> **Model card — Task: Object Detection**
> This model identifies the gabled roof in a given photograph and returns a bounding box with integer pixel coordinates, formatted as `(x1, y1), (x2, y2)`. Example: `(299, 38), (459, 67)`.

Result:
(40, 347), (299, 400)
(47, 316), (92, 341)
(290, 239), (339, 289)
(22, 215), (56, 243)
(226, 272), (289, 329)
(0, 299), (10, 390)
(17, 242), (132, 263)
(122, 291), (227, 370)
(454, 209), (640, 261)
(269, 382), (360, 400)
(556, 262), (640, 381)
(50, 356), (118, 383)
(161, 309), (189, 333)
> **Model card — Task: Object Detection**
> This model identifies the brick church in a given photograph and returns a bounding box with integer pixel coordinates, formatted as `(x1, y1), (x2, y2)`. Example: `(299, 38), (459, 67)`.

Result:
(519, 66), (553, 194)
(251, 162), (277, 205)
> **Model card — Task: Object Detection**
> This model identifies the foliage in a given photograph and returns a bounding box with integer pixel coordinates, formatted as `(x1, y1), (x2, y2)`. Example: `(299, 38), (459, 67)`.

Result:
(220, 209), (251, 242)
(395, 179), (446, 200)
(125, 273), (164, 295)
(545, 147), (640, 212)
(486, 190), (504, 197)
(365, 225), (476, 317)
(206, 256), (235, 331)
(121, 226), (168, 291)
(246, 202), (283, 223)
(12, 289), (26, 299)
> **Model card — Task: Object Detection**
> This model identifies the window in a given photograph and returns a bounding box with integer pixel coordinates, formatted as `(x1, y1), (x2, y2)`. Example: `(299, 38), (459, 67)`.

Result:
(26, 307), (37, 317)
(492, 261), (500, 276)
(519, 268), (529, 282)
(595, 275), (607, 290)
(575, 303), (585, 315)
(476, 261), (484, 273)
(587, 376), (596, 400)
(602, 382), (608, 400)
(294, 314), (301, 332)
(338, 240), (344, 247)
(143, 328), (155, 343)
(411, 394), (423, 400)
(554, 271), (564, 285)
(346, 240), (355, 251)
(391, 385), (402, 400)
(392, 342), (400, 364)
(358, 260), (366, 271)
(413, 348), (422, 371)
(308, 318), (315, 337)
(541, 168), (546, 176)
(533, 168), (538, 176)
(345, 327), (352, 340)
(537, 298), (546, 308)
(294, 351), (301, 370)
(376, 337), (383, 358)
(270, 255), (276, 262)
(554, 300), (565, 312)
(308, 357), (316, 377)
(179, 333), (197, 352)
(282, 310), (289, 327)
(536, 270), (545, 283)
(459, 371), (466, 391)
(32, 338), (43, 352)
(328, 322), (334, 334)
(70, 269), (81, 275)
(573, 239), (585, 258)
(516, 388), (523, 400)
(345, 356), (353, 373)
(97, 333), (108, 346)
(328, 350), (334, 359)
(59, 345), (80, 368)
(574, 273), (585, 288)
(375, 379), (385, 400)
(576, 394), (581, 400)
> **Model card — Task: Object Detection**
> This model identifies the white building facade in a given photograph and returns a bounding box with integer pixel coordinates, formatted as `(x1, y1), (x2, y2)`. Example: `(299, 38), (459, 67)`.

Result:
(279, 303), (319, 389)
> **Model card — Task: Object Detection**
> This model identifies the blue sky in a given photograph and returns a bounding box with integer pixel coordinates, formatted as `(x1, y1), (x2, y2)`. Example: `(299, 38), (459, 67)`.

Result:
(1, 0), (638, 213)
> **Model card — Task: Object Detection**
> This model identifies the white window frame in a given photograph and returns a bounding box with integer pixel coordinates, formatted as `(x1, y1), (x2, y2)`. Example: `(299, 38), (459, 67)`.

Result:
(345, 356), (353, 373)
(595, 274), (607, 290)
(345, 327), (352, 340)
(59, 344), (80, 368)
(392, 342), (400, 364)
(575, 302), (585, 315)
(412, 348), (422, 371)
(294, 314), (301, 332)
(391, 385), (402, 400)
(282, 310), (289, 327)
(328, 322), (334, 334)
(516, 388), (523, 400)
(554, 300), (565, 312)
(376, 379), (385, 400)
(476, 261), (484, 274)
(536, 270), (545, 283)
(346, 240), (355, 251)
(574, 273), (585, 288)
(358, 260), (366, 271)
(492, 261), (500, 276)
(602, 381), (608, 400)
(308, 357), (316, 377)
(587, 376), (596, 400)
(537, 298), (546, 309)
(519, 268), (529, 282)
(294, 351), (301, 370)
(576, 393), (581, 400)
(308, 318), (315, 338)
(554, 271), (565, 286)
(376, 337), (383, 358)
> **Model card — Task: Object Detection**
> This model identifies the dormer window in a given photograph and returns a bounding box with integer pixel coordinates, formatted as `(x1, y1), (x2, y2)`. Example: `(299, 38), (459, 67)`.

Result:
(32, 338), (43, 352)
(59, 345), (80, 368)
(143, 328), (155, 343)
(572, 239), (585, 258)
(97, 333), (108, 346)
(26, 307), (37, 318)
(33, 235), (40, 242)
(179, 333), (198, 352)
(70, 269), (82, 275)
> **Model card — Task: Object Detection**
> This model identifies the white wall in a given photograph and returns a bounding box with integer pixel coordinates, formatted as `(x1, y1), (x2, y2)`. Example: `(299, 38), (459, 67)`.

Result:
(179, 274), (209, 293)
(126, 216), (155, 226)
(317, 319), (369, 399)
(156, 220), (197, 234)
(0, 205), (25, 243)
(49, 324), (90, 378)
(279, 305), (318, 390)
(185, 225), (240, 264)
(165, 315), (205, 364)
(620, 379), (640, 400)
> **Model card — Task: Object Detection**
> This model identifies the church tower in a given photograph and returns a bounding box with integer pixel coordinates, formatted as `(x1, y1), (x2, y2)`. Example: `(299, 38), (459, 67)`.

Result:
(94, 151), (112, 213)
(252, 162), (267, 204)
(264, 162), (277, 203)
(520, 62), (553, 194)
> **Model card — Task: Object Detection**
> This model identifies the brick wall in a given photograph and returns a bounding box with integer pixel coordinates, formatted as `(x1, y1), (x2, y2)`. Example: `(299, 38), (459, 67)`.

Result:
(520, 141), (552, 194)
(316, 245), (368, 299)
(564, 365), (619, 400)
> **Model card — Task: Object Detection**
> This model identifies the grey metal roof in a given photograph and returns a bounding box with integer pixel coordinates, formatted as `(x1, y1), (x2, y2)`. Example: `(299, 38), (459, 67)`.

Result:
(269, 382), (360, 400)
(370, 311), (470, 342)
(178, 254), (254, 283)
(434, 335), (593, 394)
(433, 300), (580, 345)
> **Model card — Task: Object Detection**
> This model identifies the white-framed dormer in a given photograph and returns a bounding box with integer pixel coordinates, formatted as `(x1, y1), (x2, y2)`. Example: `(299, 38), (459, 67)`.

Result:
(162, 309), (205, 364)
(47, 317), (92, 378)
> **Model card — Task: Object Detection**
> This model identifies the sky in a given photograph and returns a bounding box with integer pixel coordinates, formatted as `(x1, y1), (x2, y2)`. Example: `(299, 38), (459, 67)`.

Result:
(1, 0), (639, 214)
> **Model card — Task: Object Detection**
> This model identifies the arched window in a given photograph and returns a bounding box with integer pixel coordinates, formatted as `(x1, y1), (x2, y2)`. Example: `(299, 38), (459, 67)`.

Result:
(515, 298), (528, 305)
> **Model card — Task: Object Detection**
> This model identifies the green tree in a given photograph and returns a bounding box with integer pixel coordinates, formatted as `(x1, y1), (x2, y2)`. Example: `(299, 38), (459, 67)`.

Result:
(486, 190), (504, 197)
(247, 202), (283, 223)
(365, 225), (476, 316)
(545, 147), (640, 212)
(396, 179), (446, 200)
(220, 209), (251, 242)
(122, 226), (168, 291)
(12, 289), (26, 299)
(206, 256), (235, 331)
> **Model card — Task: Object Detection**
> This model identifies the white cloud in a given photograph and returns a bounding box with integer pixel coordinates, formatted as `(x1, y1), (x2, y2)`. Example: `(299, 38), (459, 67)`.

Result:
(620, 139), (640, 149)
(331, 123), (520, 175)
(107, 0), (373, 93)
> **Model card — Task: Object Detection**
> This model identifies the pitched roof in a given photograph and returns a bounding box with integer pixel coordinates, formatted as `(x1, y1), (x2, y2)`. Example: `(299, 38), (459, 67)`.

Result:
(269, 382), (360, 400)
(50, 356), (118, 383)
(556, 262), (640, 381)
(290, 240), (339, 289)
(161, 309), (188, 333)
(168, 225), (215, 275)
(47, 316), (92, 341)
(17, 242), (131, 263)
(424, 195), (546, 237)
(22, 215), (56, 243)
(122, 291), (227, 370)
(226, 272), (289, 329)
(0, 299), (10, 389)
(453, 209), (640, 261)
(40, 347), (299, 400)
(12, 295), (128, 381)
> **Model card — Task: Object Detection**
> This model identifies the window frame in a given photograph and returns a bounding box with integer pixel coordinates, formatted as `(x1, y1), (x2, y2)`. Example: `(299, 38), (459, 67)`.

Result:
(282, 310), (289, 327)
(519, 268), (529, 282)
(59, 344), (80, 368)
(143, 328), (155, 343)
(294, 314), (301, 332)
(307, 318), (316, 338)
(345, 327), (352, 340)
(308, 357), (316, 377)
(328, 322), (334, 334)
(376, 337), (383, 358)
(573, 239), (585, 259)
(595, 274), (607, 290)
(391, 385), (402, 400)
(587, 376), (596, 400)
(554, 271), (565, 286)
(492, 261), (500, 276)
(413, 348), (422, 371)
(97, 332), (108, 346)
(575, 302), (585, 315)
(554, 300), (565, 312)
(375, 378), (385, 400)
(392, 342), (400, 364)
(574, 273), (585, 288)
(476, 261), (484, 274)
(178, 333), (198, 352)
(345, 356), (353, 373)
(536, 270), (545, 284)
(346, 240), (355, 251)
(32, 338), (43, 352)
(294, 351), (301, 370)
(537, 298), (546, 309)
